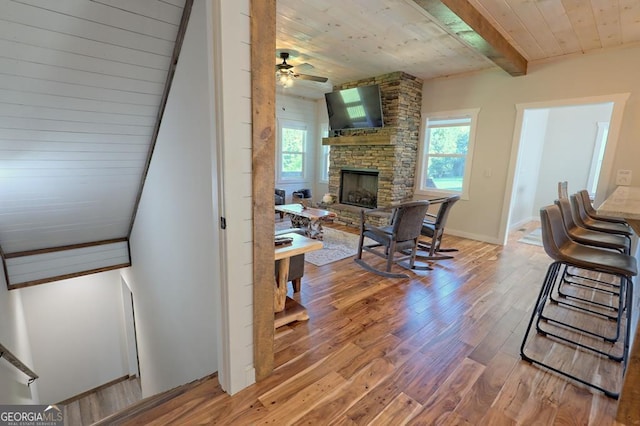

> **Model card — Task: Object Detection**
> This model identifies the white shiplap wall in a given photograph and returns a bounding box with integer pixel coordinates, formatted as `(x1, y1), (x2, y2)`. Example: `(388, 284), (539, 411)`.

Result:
(0, 0), (185, 253)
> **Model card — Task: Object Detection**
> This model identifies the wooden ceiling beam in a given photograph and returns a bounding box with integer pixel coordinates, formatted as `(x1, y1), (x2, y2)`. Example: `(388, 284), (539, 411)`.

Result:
(412, 0), (528, 76)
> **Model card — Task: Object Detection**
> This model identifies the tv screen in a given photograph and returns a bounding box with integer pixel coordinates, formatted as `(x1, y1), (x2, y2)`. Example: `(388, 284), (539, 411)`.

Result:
(324, 84), (384, 132)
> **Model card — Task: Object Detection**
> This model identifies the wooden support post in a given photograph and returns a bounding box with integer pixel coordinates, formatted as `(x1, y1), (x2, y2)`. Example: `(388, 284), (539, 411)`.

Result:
(251, 0), (276, 381)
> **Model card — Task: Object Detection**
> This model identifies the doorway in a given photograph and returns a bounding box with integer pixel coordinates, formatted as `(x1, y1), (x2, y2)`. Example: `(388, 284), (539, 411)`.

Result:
(500, 93), (630, 243)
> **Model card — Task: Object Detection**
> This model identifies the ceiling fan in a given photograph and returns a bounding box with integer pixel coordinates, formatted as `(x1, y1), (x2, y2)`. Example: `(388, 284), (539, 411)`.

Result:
(276, 50), (328, 87)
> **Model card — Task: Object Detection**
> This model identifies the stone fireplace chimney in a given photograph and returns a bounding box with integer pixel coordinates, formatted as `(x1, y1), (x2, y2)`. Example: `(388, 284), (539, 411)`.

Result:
(323, 71), (423, 227)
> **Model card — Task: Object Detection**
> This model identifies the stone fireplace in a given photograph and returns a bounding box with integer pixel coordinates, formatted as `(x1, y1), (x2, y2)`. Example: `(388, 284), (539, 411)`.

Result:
(340, 169), (379, 208)
(323, 72), (423, 227)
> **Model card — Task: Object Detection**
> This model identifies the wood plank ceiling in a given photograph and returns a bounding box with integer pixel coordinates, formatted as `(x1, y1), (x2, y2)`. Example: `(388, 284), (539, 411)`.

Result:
(276, 0), (640, 99)
(0, 0), (186, 254)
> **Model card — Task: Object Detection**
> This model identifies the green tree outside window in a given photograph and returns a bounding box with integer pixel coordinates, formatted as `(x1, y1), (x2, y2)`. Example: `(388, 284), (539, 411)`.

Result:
(425, 118), (471, 191)
(281, 126), (306, 179)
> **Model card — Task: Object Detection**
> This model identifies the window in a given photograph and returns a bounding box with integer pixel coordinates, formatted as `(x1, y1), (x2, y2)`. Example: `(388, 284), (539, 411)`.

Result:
(417, 109), (479, 199)
(279, 120), (307, 181)
(319, 124), (330, 182)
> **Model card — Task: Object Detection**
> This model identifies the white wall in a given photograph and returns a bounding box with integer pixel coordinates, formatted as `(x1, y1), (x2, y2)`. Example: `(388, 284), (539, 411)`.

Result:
(18, 270), (127, 403)
(508, 109), (548, 229)
(0, 271), (39, 404)
(533, 103), (613, 213)
(275, 94), (321, 203)
(211, 0), (255, 394)
(123, 0), (220, 398)
(421, 44), (640, 243)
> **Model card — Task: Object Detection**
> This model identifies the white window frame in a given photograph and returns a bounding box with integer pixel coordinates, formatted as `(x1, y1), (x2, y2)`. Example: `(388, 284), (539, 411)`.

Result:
(416, 108), (479, 200)
(277, 119), (308, 182)
(319, 123), (330, 183)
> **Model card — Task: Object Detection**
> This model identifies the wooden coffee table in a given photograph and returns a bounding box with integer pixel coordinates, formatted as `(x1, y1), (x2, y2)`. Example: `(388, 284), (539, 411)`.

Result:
(275, 203), (337, 239)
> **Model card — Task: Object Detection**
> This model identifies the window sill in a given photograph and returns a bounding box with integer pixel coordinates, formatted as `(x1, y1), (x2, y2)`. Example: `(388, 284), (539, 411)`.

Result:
(415, 189), (468, 201)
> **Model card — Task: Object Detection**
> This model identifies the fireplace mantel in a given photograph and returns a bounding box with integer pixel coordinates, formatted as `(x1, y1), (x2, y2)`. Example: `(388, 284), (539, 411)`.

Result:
(322, 128), (397, 146)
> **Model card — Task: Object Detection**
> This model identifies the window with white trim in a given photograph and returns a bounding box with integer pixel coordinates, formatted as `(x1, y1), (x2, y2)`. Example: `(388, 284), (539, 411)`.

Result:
(417, 109), (479, 199)
(278, 120), (307, 181)
(319, 123), (330, 183)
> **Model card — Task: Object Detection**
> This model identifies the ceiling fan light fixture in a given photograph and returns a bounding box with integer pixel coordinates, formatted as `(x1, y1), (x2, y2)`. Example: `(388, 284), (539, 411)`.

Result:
(275, 49), (328, 87)
(277, 70), (294, 88)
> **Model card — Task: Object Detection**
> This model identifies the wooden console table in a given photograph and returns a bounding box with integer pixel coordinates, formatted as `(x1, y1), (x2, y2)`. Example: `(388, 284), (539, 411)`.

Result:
(274, 232), (322, 328)
(598, 186), (640, 423)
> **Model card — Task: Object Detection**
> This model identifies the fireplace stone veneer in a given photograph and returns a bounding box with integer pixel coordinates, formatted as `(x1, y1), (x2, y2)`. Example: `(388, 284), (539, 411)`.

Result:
(324, 72), (423, 227)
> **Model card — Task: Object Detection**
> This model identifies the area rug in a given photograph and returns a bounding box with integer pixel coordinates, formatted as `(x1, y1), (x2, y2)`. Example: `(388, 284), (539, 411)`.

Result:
(305, 228), (369, 266)
(518, 227), (543, 246)
(276, 218), (374, 266)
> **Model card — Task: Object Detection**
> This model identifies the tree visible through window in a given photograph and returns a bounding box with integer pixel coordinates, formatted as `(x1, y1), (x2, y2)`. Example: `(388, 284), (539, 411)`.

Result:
(417, 109), (479, 198)
(280, 123), (307, 180)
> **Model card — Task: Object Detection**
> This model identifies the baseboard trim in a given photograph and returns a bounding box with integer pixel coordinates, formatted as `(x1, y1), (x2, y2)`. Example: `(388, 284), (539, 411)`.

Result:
(445, 229), (503, 246)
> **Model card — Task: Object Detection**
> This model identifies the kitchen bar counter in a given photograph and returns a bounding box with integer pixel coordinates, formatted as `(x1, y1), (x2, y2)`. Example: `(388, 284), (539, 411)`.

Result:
(598, 186), (640, 424)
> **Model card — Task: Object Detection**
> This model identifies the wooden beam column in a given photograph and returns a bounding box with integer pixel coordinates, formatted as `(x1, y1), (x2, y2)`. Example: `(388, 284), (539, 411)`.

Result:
(251, 0), (276, 381)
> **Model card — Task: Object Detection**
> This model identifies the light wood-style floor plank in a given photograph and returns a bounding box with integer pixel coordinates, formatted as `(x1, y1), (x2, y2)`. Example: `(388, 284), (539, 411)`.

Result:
(63, 377), (142, 425)
(83, 221), (629, 425)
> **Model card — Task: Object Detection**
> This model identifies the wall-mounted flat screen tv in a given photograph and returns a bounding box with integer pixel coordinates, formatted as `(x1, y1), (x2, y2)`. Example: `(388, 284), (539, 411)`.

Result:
(324, 84), (384, 132)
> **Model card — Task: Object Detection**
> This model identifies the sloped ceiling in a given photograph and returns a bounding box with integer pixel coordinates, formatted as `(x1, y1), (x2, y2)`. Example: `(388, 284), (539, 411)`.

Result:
(0, 0), (187, 254)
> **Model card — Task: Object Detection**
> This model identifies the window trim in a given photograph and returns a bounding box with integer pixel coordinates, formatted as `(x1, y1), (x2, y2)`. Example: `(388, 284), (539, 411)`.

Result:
(277, 119), (308, 182)
(415, 108), (480, 200)
(319, 123), (330, 183)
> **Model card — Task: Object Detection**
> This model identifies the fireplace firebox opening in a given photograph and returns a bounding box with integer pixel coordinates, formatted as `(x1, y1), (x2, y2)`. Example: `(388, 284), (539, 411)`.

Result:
(339, 169), (379, 209)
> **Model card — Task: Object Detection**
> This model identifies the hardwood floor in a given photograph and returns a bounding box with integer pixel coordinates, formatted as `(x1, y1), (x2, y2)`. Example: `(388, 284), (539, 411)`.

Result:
(99, 223), (627, 425)
(63, 376), (142, 425)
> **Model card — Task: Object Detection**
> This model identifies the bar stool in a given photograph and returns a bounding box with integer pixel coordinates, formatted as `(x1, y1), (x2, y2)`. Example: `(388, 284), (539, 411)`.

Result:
(546, 200), (625, 342)
(554, 198), (629, 325)
(577, 189), (629, 226)
(520, 204), (637, 398)
(571, 193), (631, 237)
(558, 181), (569, 199)
(555, 197), (629, 254)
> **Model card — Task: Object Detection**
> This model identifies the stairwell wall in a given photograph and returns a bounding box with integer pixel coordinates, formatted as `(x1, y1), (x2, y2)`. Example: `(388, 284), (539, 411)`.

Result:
(122, 0), (220, 398)
(18, 270), (128, 403)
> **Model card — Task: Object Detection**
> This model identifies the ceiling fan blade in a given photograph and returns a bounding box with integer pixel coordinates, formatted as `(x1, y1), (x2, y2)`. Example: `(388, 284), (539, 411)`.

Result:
(295, 62), (315, 72)
(295, 73), (328, 83)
